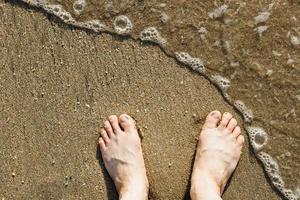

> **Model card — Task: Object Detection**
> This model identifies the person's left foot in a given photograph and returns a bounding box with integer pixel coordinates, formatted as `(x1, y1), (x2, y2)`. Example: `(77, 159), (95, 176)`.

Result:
(99, 114), (149, 200)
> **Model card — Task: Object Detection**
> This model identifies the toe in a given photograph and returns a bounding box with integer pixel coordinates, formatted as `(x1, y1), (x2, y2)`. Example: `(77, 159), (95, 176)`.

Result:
(236, 135), (245, 146)
(232, 126), (241, 138)
(104, 120), (115, 138)
(100, 128), (110, 143)
(109, 115), (122, 133)
(227, 118), (237, 132)
(119, 114), (136, 132)
(203, 110), (221, 128)
(99, 137), (107, 151)
(218, 112), (233, 128)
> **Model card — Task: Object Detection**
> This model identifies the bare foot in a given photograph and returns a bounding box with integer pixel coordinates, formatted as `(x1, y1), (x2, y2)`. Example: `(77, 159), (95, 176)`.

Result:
(190, 111), (244, 200)
(99, 114), (149, 200)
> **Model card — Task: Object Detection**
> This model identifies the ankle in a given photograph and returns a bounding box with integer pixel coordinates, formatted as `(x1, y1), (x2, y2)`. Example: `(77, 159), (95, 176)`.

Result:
(118, 180), (149, 200)
(190, 190), (222, 200)
(190, 171), (222, 200)
(119, 188), (148, 200)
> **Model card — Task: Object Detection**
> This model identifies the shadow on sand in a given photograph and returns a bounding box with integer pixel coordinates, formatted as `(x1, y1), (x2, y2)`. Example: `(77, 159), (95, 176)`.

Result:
(96, 145), (119, 200)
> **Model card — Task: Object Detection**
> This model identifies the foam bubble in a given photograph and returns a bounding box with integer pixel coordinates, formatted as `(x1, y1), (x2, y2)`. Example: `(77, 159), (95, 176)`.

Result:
(73, 0), (86, 15)
(77, 20), (106, 32)
(234, 100), (253, 123)
(44, 4), (75, 23)
(257, 152), (281, 184)
(208, 4), (228, 19)
(113, 15), (133, 35)
(283, 189), (299, 200)
(245, 126), (268, 152)
(211, 75), (230, 92)
(175, 52), (205, 74)
(254, 11), (271, 24)
(140, 27), (166, 47)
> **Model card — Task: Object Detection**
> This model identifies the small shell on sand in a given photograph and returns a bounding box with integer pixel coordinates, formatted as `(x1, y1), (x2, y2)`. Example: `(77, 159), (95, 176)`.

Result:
(254, 11), (271, 24)
(208, 4), (228, 19)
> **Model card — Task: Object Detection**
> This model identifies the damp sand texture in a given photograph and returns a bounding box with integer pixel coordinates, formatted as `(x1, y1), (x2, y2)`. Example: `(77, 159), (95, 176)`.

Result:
(0, 2), (281, 200)
(17, 0), (300, 197)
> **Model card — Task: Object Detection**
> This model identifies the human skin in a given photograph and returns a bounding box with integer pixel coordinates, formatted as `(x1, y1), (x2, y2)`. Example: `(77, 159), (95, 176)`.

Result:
(98, 111), (244, 200)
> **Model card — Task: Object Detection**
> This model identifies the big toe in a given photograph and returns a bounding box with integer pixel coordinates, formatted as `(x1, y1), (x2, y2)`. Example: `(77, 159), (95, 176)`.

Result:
(203, 110), (222, 128)
(119, 114), (136, 132)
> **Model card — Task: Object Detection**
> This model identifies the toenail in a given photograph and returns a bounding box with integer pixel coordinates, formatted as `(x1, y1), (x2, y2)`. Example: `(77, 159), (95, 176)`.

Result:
(224, 112), (231, 116)
(120, 115), (129, 122)
(120, 117), (127, 122)
(109, 115), (116, 120)
(211, 111), (220, 118)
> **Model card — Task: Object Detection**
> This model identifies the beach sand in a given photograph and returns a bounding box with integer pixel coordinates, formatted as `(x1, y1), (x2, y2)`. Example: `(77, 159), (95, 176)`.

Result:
(44, 0), (300, 191)
(0, 1), (281, 199)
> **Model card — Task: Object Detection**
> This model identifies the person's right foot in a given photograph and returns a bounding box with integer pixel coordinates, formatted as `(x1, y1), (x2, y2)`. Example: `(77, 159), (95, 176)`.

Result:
(99, 114), (148, 200)
(190, 111), (244, 200)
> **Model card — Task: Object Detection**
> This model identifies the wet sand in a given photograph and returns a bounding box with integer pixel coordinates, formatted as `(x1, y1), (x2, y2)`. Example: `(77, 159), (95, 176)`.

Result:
(0, 1), (283, 200)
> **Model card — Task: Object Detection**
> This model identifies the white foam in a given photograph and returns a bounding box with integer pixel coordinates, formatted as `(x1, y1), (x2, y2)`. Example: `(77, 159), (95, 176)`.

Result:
(257, 151), (281, 182)
(234, 100), (253, 123)
(257, 152), (298, 200)
(208, 4), (228, 19)
(283, 189), (299, 200)
(44, 4), (75, 23)
(245, 126), (268, 152)
(211, 75), (230, 92)
(175, 52), (205, 74)
(78, 20), (106, 32)
(113, 15), (133, 35)
(140, 27), (166, 47)
(254, 11), (271, 24)
(73, 0), (86, 15)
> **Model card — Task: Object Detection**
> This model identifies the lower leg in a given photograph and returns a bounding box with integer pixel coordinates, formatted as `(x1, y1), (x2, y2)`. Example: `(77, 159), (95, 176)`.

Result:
(190, 171), (222, 200)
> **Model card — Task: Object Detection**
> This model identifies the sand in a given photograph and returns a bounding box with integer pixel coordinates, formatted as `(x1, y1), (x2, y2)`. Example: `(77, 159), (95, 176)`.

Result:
(0, 1), (282, 199)
(21, 0), (300, 191)
(43, 0), (300, 190)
